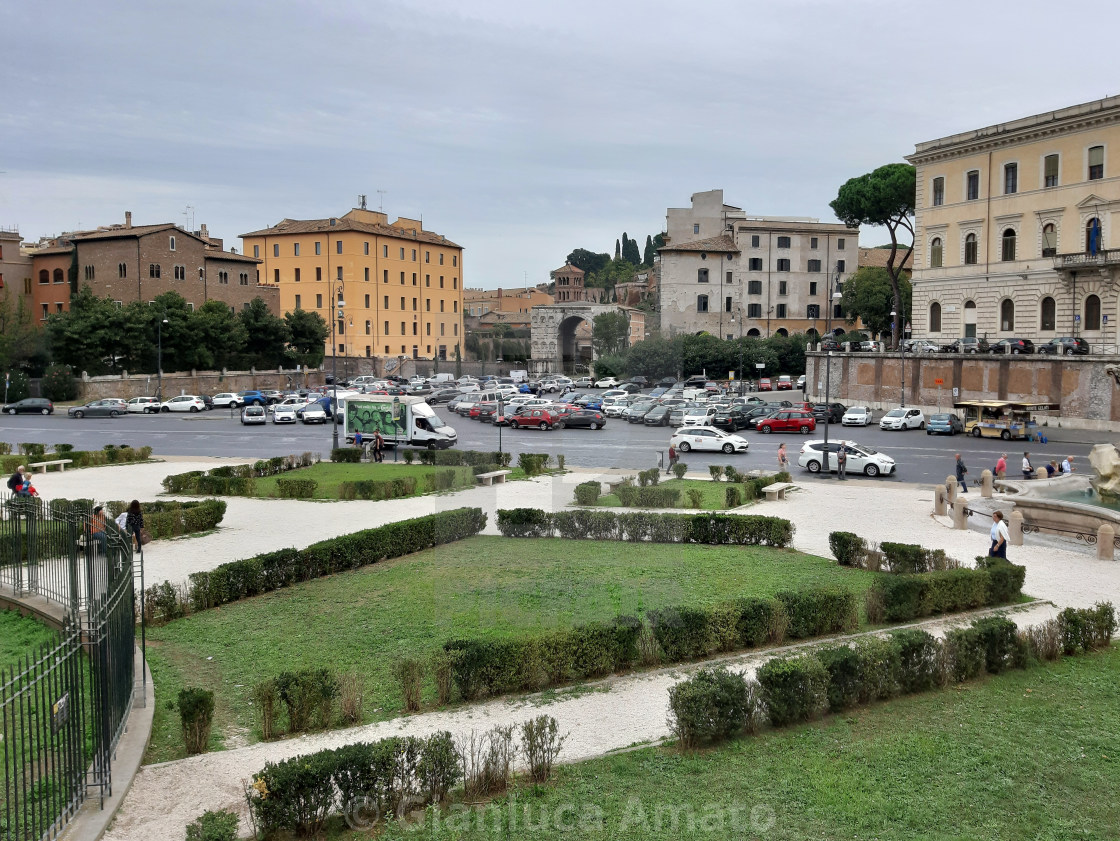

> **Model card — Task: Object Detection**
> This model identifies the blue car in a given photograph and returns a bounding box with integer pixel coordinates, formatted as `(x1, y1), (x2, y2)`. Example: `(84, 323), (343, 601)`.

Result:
(926, 413), (964, 435)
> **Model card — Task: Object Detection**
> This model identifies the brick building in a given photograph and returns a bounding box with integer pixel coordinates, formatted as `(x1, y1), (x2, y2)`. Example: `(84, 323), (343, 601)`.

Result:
(0, 228), (33, 312)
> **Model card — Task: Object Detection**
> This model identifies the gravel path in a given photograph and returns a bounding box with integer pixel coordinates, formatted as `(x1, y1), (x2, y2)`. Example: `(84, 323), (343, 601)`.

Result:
(37, 462), (1118, 839)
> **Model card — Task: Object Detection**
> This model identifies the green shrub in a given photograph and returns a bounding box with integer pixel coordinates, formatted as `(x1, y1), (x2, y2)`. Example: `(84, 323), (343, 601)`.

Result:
(725, 486), (743, 508)
(403, 449), (415, 464)
(775, 587), (858, 639)
(1057, 602), (1116, 654)
(573, 481), (602, 506)
(854, 636), (902, 702)
(647, 607), (711, 661)
(493, 509), (794, 547)
(708, 465), (724, 482)
(520, 715), (566, 783)
(686, 488), (704, 509)
(668, 666), (758, 747)
(816, 644), (863, 712)
(944, 627), (986, 682)
(868, 562), (1024, 623)
(971, 616), (1023, 674)
(40, 364), (78, 402)
(734, 597), (787, 647)
(4, 371), (29, 402)
(0, 443), (10, 455)
(331, 447), (362, 463)
(177, 687), (215, 755)
(422, 468), (460, 493)
(495, 507), (552, 537)
(185, 809), (239, 841)
(418, 731), (461, 802)
(757, 654), (830, 727)
(828, 531), (867, 566)
(517, 453), (550, 476)
(395, 658), (426, 712)
(276, 668), (338, 733)
(890, 629), (943, 693)
(276, 478), (318, 499)
(672, 462), (688, 480)
(252, 679), (280, 740)
(249, 749), (338, 837)
(723, 466), (741, 484)
(18, 442), (46, 458)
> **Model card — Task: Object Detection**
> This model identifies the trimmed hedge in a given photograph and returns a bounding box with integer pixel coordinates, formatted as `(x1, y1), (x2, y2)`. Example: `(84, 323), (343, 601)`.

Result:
(161, 453), (318, 495)
(338, 477), (419, 500)
(2, 446), (153, 475)
(829, 531), (866, 567)
(668, 666), (759, 747)
(418, 448), (514, 468)
(865, 559), (1026, 623)
(276, 478), (318, 499)
(141, 508), (486, 619)
(105, 499), (226, 539)
(757, 654), (830, 726)
(1057, 602), (1117, 654)
(573, 481), (602, 506)
(331, 447), (362, 463)
(496, 508), (794, 547)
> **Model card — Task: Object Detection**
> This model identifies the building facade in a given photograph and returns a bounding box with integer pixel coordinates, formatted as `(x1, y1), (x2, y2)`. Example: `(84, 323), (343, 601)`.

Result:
(0, 229), (33, 312)
(908, 96), (1120, 346)
(464, 286), (553, 320)
(659, 190), (859, 338)
(241, 207), (464, 361)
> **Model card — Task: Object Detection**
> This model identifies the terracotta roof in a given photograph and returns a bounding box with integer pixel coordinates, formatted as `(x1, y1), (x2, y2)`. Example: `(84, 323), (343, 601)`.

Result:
(857, 246), (913, 271)
(550, 261), (585, 276)
(658, 234), (740, 254)
(70, 223), (181, 242)
(239, 216), (460, 248)
(205, 250), (260, 264)
(29, 244), (74, 256)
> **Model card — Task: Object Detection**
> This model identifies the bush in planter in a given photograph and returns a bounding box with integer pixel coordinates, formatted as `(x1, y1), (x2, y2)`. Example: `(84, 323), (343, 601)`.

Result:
(573, 481), (601, 506)
(672, 461), (688, 480)
(185, 809), (239, 841)
(668, 666), (759, 748)
(276, 478), (318, 499)
(331, 447), (362, 463)
(177, 687), (215, 755)
(757, 654), (829, 727)
(829, 531), (867, 567)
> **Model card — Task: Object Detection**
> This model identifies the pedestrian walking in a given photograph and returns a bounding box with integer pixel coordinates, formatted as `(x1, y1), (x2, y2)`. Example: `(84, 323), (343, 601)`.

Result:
(988, 511), (1010, 559)
(373, 430), (384, 463)
(955, 453), (968, 492)
(354, 429), (363, 452)
(1046, 460), (1058, 478)
(995, 453), (1007, 479)
(126, 499), (145, 550)
(1022, 451), (1034, 480)
(90, 506), (109, 556)
(1061, 455), (1075, 475)
(777, 443), (789, 472)
(836, 444), (848, 480)
(667, 444), (677, 475)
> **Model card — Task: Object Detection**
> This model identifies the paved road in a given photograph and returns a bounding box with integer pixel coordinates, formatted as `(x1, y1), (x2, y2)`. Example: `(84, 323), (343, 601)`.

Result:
(0, 406), (1105, 485)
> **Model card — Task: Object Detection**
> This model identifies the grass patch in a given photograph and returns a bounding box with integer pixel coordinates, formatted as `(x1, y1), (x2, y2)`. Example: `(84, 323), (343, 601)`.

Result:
(597, 479), (751, 510)
(143, 535), (876, 763)
(250, 462), (477, 499)
(364, 646), (1120, 840)
(0, 609), (57, 672)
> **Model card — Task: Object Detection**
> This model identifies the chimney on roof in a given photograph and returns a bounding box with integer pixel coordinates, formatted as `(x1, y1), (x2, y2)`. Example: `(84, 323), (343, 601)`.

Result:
(497, 288), (502, 298)
(200, 223), (209, 240)
(125, 211), (132, 229)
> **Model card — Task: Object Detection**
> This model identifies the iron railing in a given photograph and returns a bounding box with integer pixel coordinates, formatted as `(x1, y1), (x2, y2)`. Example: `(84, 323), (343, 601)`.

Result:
(0, 498), (137, 840)
(1053, 248), (1120, 270)
(1020, 521), (1120, 548)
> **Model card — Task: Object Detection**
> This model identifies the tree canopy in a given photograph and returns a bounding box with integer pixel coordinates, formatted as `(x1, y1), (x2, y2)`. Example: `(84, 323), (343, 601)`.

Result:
(839, 266), (912, 337)
(591, 311), (630, 356)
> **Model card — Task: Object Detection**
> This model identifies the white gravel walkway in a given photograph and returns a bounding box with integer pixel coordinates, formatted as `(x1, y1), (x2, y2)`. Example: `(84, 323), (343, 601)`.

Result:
(37, 461), (1118, 839)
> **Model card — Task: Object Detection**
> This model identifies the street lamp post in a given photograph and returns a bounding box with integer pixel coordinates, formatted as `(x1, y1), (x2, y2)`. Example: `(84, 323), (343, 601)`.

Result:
(392, 395), (402, 463)
(891, 309), (905, 407)
(156, 313), (169, 403)
(331, 287), (345, 451)
(822, 264), (844, 464)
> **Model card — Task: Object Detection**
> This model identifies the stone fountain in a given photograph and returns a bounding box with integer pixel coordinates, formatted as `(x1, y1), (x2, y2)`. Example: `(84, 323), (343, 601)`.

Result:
(1089, 443), (1120, 502)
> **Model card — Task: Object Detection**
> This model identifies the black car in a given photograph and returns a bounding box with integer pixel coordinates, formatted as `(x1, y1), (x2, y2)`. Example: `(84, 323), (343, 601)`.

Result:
(199, 394), (214, 410)
(626, 402), (656, 423)
(627, 376), (650, 387)
(561, 409), (607, 430)
(682, 375), (708, 388)
(712, 406), (748, 431)
(1038, 336), (1090, 356)
(810, 403), (846, 424)
(428, 387), (461, 403)
(990, 338), (1035, 354)
(642, 405), (673, 427)
(3, 397), (54, 415)
(820, 337), (843, 352)
(475, 402), (500, 423)
(657, 377), (678, 388)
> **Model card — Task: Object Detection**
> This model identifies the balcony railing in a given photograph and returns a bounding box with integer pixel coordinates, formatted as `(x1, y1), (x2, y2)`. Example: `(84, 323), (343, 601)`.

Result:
(1053, 249), (1120, 270)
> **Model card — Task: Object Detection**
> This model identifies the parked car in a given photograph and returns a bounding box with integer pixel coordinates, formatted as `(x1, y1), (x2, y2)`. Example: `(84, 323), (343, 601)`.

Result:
(744, 406), (782, 429)
(572, 376), (594, 389)
(879, 407), (926, 430)
(990, 338), (1035, 355)
(904, 339), (941, 354)
(624, 401), (657, 422)
(682, 375), (708, 389)
(755, 409), (816, 434)
(68, 399), (127, 418)
(428, 387), (460, 404)
(594, 376), (621, 388)
(858, 340), (884, 353)
(160, 395), (207, 413)
(926, 413), (965, 435)
(945, 337), (989, 354)
(1038, 336), (1090, 356)
(669, 426), (750, 454)
(682, 406), (718, 426)
(810, 403), (846, 424)
(241, 405), (267, 425)
(658, 377), (678, 388)
(712, 405), (749, 431)
(560, 409), (606, 429)
(238, 390), (270, 406)
(126, 396), (161, 414)
(776, 375), (793, 390)
(300, 403), (328, 424)
(820, 337), (843, 352)
(618, 382), (643, 394)
(841, 406), (874, 426)
(627, 376), (649, 387)
(642, 405), (674, 427)
(272, 404), (298, 424)
(757, 377), (772, 391)
(3, 397), (53, 415)
(796, 374), (806, 389)
(797, 440), (897, 477)
(509, 408), (559, 430)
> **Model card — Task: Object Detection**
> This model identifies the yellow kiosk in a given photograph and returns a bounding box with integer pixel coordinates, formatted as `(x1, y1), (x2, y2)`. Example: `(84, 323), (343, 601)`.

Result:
(954, 401), (1060, 440)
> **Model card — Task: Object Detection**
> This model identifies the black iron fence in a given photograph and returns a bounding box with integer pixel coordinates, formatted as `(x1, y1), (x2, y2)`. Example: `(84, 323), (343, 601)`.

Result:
(1, 498), (137, 841)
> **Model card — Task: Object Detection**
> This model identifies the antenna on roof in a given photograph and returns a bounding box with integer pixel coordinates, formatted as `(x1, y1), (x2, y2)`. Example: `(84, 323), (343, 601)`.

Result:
(183, 204), (195, 233)
(376, 189), (387, 212)
(358, 194), (367, 210)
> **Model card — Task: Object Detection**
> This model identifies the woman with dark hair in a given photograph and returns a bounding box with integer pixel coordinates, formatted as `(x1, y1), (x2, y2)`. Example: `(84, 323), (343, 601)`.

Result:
(126, 499), (144, 550)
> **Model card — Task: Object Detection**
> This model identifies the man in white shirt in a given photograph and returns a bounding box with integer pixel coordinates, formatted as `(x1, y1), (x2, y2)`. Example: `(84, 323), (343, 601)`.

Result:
(1061, 456), (1074, 475)
(1022, 452), (1034, 480)
(989, 511), (1010, 559)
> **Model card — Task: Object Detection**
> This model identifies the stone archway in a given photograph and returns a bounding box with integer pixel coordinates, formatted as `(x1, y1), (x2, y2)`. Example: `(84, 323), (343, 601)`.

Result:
(530, 303), (630, 374)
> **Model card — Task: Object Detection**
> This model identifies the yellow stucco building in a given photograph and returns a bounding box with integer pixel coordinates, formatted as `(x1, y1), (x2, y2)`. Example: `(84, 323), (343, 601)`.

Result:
(241, 207), (464, 360)
(908, 96), (1120, 346)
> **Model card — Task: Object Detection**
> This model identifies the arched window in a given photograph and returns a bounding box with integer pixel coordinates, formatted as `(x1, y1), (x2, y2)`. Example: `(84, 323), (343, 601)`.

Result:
(1086, 217), (1102, 254)
(746, 328), (761, 337)
(38, 269), (49, 284)
(775, 328), (788, 337)
(964, 233), (978, 265)
(1001, 228), (1017, 261)
(1085, 294), (1101, 331)
(1042, 223), (1057, 257)
(696, 294), (709, 313)
(1040, 296), (1056, 331)
(53, 268), (64, 283)
(930, 237), (943, 268)
(1000, 299), (1015, 331)
(929, 302), (942, 332)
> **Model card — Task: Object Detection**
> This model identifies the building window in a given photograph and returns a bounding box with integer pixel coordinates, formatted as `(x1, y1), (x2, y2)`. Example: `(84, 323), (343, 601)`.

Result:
(1044, 154), (1059, 188)
(1041, 296), (1056, 330)
(930, 237), (943, 268)
(316, 267), (322, 281)
(150, 264), (160, 278)
(810, 237), (819, 249)
(274, 268), (279, 283)
(452, 255), (458, 267)
(697, 294), (709, 313)
(383, 270), (388, 283)
(1000, 299), (1014, 331)
(809, 281), (818, 295)
(837, 238), (846, 250)
(440, 300), (444, 312)
(1089, 145), (1104, 180)
(411, 272), (417, 285)
(807, 259), (821, 272)
(382, 245), (388, 257)
(412, 297), (417, 311)
(835, 259), (845, 272)
(337, 266), (343, 281)
(364, 267), (369, 282)
(401, 322), (406, 334)
(724, 296), (732, 312)
(384, 295), (389, 308)
(1085, 294), (1102, 330)
(364, 294), (370, 307)
(425, 298), (430, 311)
(1042, 223), (1057, 257)
(932, 177), (945, 206)
(747, 303), (762, 318)
(806, 304), (820, 319)
(400, 248), (405, 259)
(400, 272), (405, 284)
(776, 259), (790, 272)
(697, 268), (709, 283)
(316, 293), (323, 308)
(291, 266), (300, 283)
(365, 320), (371, 335)
(384, 321), (390, 334)
(364, 241), (370, 255)
(294, 294), (301, 309)
(39, 269), (49, 284)
(337, 241), (343, 254)
(1086, 217), (1103, 254)
(170, 235), (176, 251)
(294, 243), (300, 256)
(747, 258), (761, 271)
(748, 280), (762, 295)
(778, 281), (788, 295)
(440, 276), (444, 288)
(273, 244), (279, 257)
(1001, 228), (1017, 261)
(775, 303), (787, 318)
(253, 245), (260, 258)
(53, 268), (64, 284)
(726, 271), (733, 284)
(410, 248), (416, 261)
(693, 223), (700, 235)
(966, 170), (980, 200)
(776, 236), (791, 249)
(118, 262), (127, 278)
(929, 302), (942, 332)
(400, 296), (406, 309)
(1004, 163), (1018, 195)
(315, 242), (322, 255)
(964, 233), (978, 264)
(240, 273), (248, 286)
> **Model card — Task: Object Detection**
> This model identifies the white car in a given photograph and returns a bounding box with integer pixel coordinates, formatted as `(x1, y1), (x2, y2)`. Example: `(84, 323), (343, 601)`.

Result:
(681, 406), (717, 426)
(797, 440), (896, 477)
(300, 403), (327, 424)
(127, 396), (161, 414)
(796, 375), (806, 389)
(573, 377), (594, 388)
(601, 388), (629, 400)
(879, 407), (926, 430)
(595, 377), (621, 388)
(601, 397), (629, 417)
(842, 406), (874, 426)
(670, 426), (749, 454)
(212, 392), (241, 408)
(241, 405), (267, 425)
(272, 405), (297, 423)
(160, 395), (206, 413)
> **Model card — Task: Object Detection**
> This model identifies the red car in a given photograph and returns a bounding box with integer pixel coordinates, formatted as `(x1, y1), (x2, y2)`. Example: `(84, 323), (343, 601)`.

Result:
(508, 408), (558, 430)
(758, 378), (772, 391)
(756, 409), (816, 434)
(776, 376), (793, 390)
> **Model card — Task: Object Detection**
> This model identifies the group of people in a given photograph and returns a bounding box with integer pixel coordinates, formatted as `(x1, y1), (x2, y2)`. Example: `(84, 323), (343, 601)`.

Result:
(353, 429), (386, 462)
(88, 501), (145, 555)
(5, 464), (40, 497)
(954, 452), (1076, 491)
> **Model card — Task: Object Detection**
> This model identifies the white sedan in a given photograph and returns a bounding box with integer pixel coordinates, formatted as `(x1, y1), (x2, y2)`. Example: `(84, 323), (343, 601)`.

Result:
(842, 406), (874, 426)
(211, 392), (241, 408)
(879, 407), (926, 430)
(160, 395), (206, 413)
(797, 440), (897, 477)
(670, 425), (749, 454)
(595, 377), (621, 388)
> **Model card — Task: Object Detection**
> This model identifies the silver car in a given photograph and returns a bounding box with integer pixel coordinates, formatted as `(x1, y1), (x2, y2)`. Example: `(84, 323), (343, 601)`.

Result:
(271, 405), (297, 424)
(241, 405), (267, 425)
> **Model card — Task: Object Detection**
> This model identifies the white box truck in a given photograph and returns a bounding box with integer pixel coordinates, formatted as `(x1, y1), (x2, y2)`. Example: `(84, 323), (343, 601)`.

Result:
(342, 395), (457, 450)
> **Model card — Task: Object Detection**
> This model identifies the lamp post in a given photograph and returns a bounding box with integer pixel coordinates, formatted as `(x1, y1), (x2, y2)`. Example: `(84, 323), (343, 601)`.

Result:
(891, 309), (905, 407)
(732, 306), (745, 395)
(156, 313), (169, 403)
(392, 395), (401, 462)
(822, 264), (843, 463)
(331, 286), (345, 451)
(497, 396), (504, 458)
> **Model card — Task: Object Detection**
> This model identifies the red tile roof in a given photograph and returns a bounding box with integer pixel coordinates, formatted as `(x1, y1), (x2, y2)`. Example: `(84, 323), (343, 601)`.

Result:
(658, 234), (740, 254)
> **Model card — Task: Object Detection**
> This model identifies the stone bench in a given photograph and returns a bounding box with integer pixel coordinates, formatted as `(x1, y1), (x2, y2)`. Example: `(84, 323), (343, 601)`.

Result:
(763, 481), (796, 501)
(30, 459), (73, 473)
(476, 470), (512, 486)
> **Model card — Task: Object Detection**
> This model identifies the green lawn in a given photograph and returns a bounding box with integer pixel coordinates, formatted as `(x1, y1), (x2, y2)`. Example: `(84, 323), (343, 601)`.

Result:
(250, 462), (478, 499)
(0, 609), (58, 673)
(143, 536), (877, 763)
(357, 646), (1120, 841)
(596, 478), (756, 510)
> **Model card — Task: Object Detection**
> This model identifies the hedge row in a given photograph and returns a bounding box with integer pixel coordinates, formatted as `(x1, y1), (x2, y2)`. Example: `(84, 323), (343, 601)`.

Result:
(496, 508), (794, 547)
(161, 453), (318, 494)
(2, 445), (153, 474)
(595, 471), (792, 511)
(338, 477), (418, 501)
(440, 587), (856, 702)
(143, 508), (487, 620)
(829, 532), (958, 573)
(105, 499), (226, 538)
(417, 449), (514, 468)
(865, 556), (1026, 623)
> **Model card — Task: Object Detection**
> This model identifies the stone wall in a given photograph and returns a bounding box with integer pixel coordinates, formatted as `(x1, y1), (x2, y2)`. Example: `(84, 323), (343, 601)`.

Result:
(79, 368), (326, 400)
(805, 350), (1120, 431)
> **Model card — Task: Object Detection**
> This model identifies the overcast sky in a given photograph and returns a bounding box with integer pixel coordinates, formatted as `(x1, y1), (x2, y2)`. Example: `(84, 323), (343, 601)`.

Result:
(3, 0), (1116, 289)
